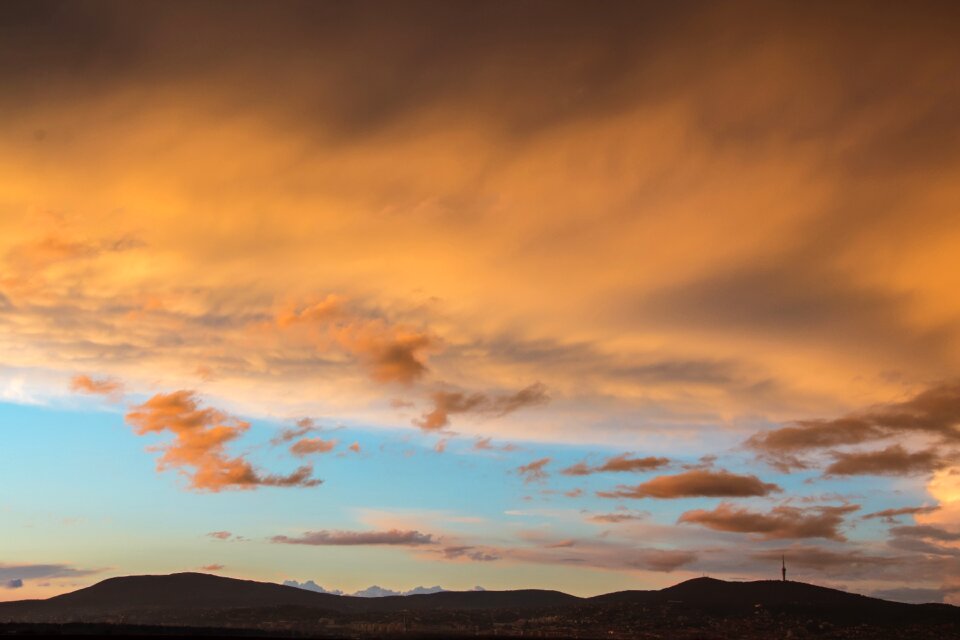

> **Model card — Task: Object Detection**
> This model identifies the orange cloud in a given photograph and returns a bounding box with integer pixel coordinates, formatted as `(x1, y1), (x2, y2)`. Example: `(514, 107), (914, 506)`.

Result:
(274, 298), (435, 384)
(472, 437), (517, 452)
(562, 454), (669, 476)
(289, 437), (337, 457)
(414, 383), (548, 431)
(516, 457), (551, 484)
(125, 391), (321, 491)
(598, 470), (781, 499)
(69, 374), (123, 399)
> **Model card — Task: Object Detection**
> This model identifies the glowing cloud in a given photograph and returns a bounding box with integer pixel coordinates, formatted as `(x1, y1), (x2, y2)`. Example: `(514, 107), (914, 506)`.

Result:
(125, 391), (321, 491)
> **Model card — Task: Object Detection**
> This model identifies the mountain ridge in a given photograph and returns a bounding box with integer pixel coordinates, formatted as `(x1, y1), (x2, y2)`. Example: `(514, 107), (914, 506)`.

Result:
(0, 572), (955, 617)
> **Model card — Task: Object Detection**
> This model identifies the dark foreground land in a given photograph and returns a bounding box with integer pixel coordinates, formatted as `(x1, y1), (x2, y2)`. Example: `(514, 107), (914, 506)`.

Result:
(1, 573), (957, 639)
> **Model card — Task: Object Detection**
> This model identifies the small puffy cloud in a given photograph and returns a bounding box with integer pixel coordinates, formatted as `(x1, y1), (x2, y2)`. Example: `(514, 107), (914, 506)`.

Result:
(349, 442), (361, 453)
(414, 383), (548, 431)
(4, 579), (23, 589)
(516, 457), (551, 483)
(562, 453), (669, 476)
(207, 530), (233, 540)
(290, 437), (338, 457)
(125, 390), (322, 491)
(271, 418), (321, 445)
(862, 505), (941, 522)
(69, 374), (124, 399)
(598, 469), (781, 499)
(678, 503), (859, 540)
(271, 529), (435, 546)
(825, 445), (942, 476)
(200, 564), (224, 571)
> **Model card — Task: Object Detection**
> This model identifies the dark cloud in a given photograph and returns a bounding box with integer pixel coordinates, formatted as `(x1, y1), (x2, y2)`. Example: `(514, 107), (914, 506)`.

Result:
(825, 445), (942, 476)
(748, 383), (960, 470)
(0, 563), (99, 582)
(678, 503), (859, 541)
(562, 453), (669, 476)
(414, 383), (548, 431)
(597, 469), (781, 499)
(890, 524), (960, 542)
(271, 529), (435, 546)
(862, 505), (941, 523)
(3, 579), (23, 589)
(750, 546), (902, 575)
(516, 457), (551, 484)
(887, 531), (960, 557)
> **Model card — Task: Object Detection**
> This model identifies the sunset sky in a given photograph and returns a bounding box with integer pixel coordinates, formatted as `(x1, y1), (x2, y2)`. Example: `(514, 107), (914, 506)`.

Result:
(2, 0), (959, 604)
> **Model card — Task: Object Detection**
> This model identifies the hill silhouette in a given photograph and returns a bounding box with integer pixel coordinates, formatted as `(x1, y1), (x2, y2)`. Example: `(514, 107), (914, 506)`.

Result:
(0, 573), (956, 638)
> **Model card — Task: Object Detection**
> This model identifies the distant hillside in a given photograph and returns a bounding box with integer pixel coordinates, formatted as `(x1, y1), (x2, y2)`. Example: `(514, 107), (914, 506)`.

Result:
(0, 572), (956, 636)
(0, 572), (578, 621)
(588, 576), (951, 616)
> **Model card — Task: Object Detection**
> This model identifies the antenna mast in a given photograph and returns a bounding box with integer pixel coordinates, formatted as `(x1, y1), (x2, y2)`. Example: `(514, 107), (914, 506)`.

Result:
(781, 555), (786, 582)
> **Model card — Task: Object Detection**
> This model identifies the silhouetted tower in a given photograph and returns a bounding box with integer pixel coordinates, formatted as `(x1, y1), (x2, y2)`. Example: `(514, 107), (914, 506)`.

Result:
(781, 555), (786, 582)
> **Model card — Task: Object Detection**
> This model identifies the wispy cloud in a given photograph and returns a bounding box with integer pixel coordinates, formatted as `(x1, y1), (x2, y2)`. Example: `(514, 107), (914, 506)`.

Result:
(271, 529), (436, 546)
(562, 453), (669, 476)
(414, 383), (548, 431)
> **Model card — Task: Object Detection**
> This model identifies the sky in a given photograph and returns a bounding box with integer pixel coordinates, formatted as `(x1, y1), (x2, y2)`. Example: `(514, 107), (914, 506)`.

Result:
(1, 0), (959, 605)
